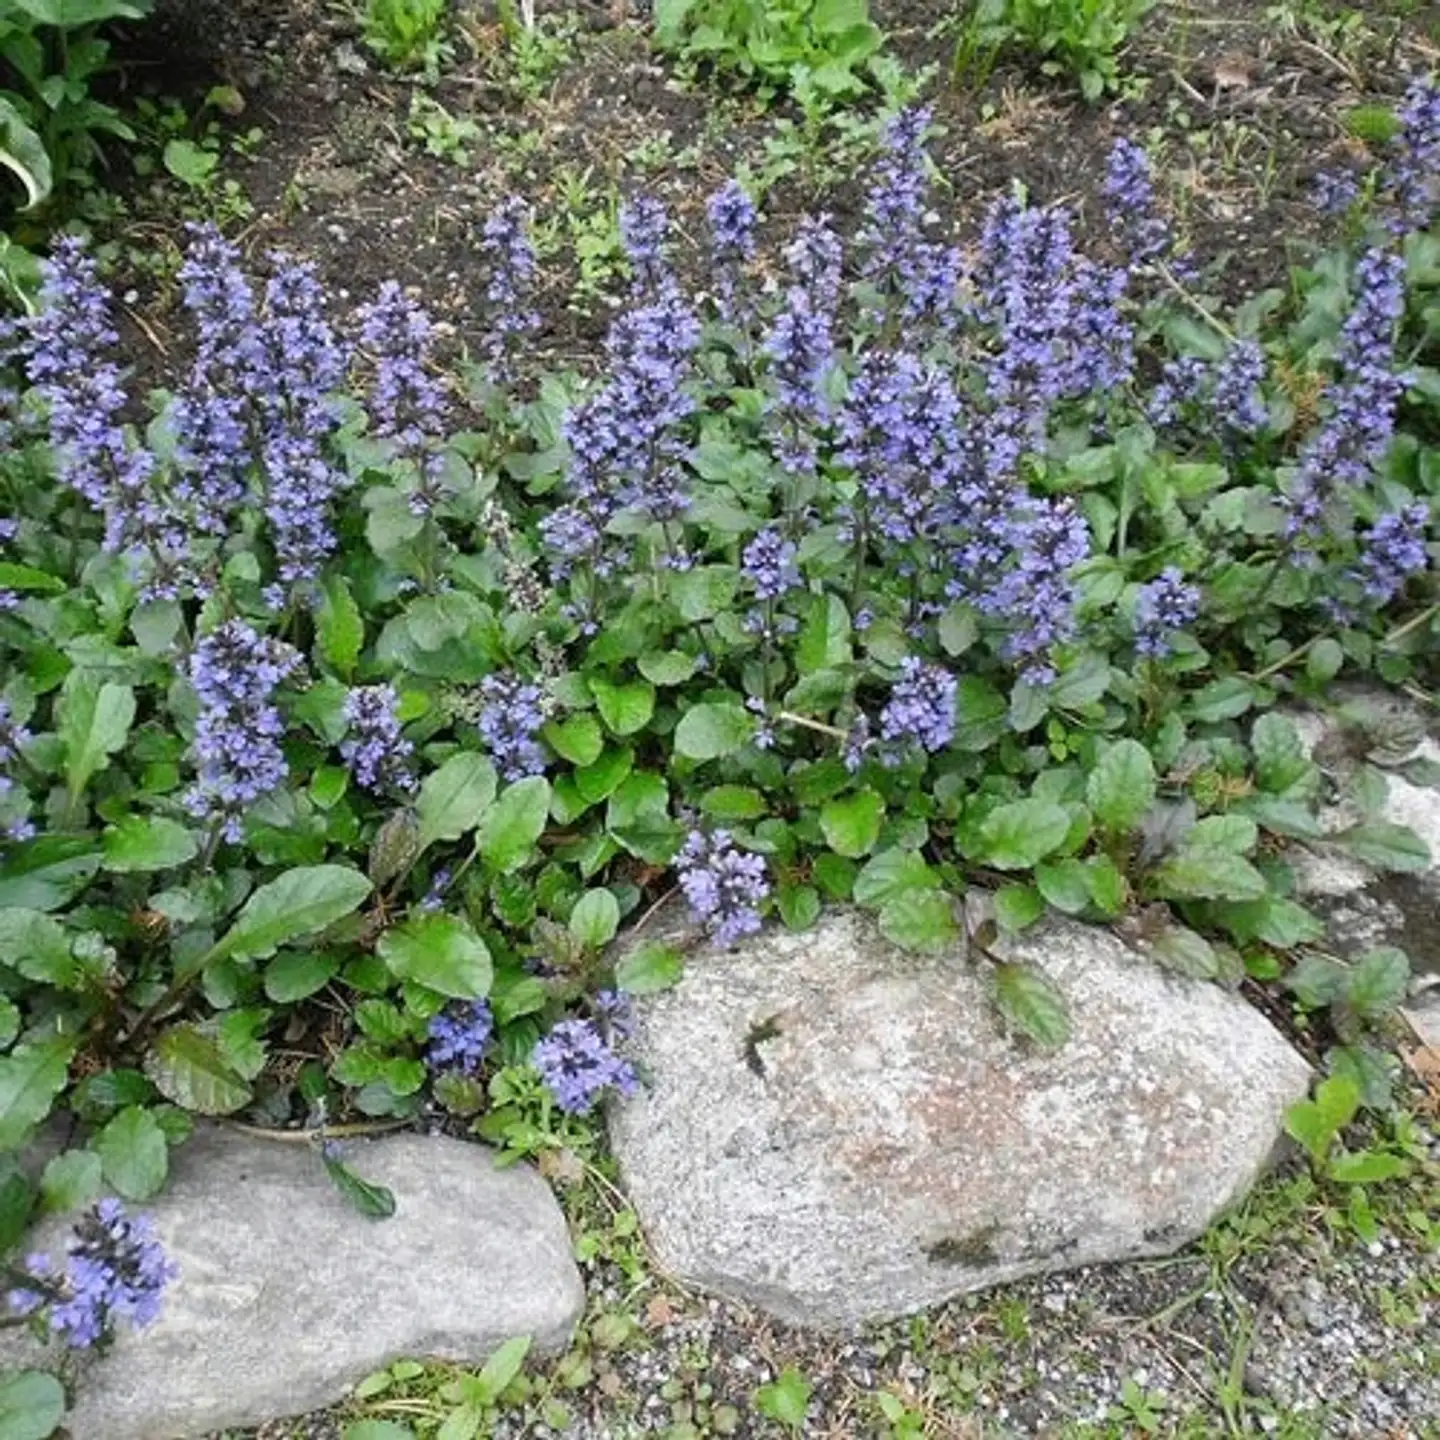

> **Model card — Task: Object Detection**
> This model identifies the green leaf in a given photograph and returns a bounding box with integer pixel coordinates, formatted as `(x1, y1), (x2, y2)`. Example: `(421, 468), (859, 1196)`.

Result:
(214, 865), (372, 963)
(0, 1038), (75, 1150)
(101, 816), (199, 873)
(1345, 947), (1409, 1020)
(477, 777), (551, 873)
(1251, 713), (1315, 797)
(1286, 954), (1348, 1008)
(94, 1105), (168, 1201)
(1306, 637), (1344, 683)
(0, 1170), (33, 1254)
(1284, 1074), (1360, 1165)
(318, 574), (365, 678)
(669, 564), (738, 621)
(819, 789), (885, 858)
(543, 713), (604, 768)
(1240, 797), (1325, 840)
(1186, 814), (1258, 853)
(163, 136), (219, 187)
(975, 800), (1071, 871)
(0, 999), (17, 1048)
(0, 908), (76, 986)
(343, 1423), (416, 1440)
(1151, 847), (1268, 901)
(1214, 895), (1325, 949)
(589, 677), (655, 736)
(700, 785), (769, 822)
(1189, 676), (1258, 723)
(777, 883), (821, 930)
(878, 888), (958, 953)
(0, 562), (64, 595)
(415, 753), (498, 852)
(0, 94), (53, 211)
(569, 889), (621, 949)
(1083, 856), (1127, 915)
(1327, 1149), (1406, 1185)
(378, 914), (493, 999)
(674, 703), (756, 761)
(1337, 821), (1431, 872)
(937, 603), (978, 657)
(754, 1367), (811, 1431)
(0, 842), (100, 912)
(991, 963), (1070, 1048)
(1035, 858), (1091, 915)
(40, 1149), (102, 1213)
(217, 1010), (269, 1081)
(994, 884), (1044, 932)
(145, 1024), (252, 1115)
(323, 1154), (396, 1219)
(1086, 739), (1156, 834)
(264, 950), (339, 1003)
(615, 941), (684, 994)
(0, 1370), (65, 1440)
(575, 747), (633, 804)
(60, 675), (135, 803)
(368, 810), (423, 888)
(637, 650), (699, 686)
(477, 1334), (533, 1403)
(1150, 925), (1219, 979)
(853, 849), (937, 907)
(797, 594), (851, 674)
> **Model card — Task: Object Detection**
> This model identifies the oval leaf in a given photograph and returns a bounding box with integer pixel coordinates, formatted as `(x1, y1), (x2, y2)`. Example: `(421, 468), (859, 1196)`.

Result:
(145, 1025), (252, 1115)
(991, 962), (1071, 1049)
(94, 1105), (168, 1201)
(378, 914), (493, 999)
(215, 865), (372, 963)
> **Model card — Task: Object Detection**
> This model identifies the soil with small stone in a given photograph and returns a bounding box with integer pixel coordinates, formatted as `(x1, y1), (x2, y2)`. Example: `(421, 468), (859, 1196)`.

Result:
(220, 1134), (1437, 1439)
(108, 0), (1439, 373)
(78, 2), (1440, 1436)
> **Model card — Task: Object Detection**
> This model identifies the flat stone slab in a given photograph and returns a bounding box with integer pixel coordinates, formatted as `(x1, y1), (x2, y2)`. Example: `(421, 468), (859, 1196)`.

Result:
(0, 1127), (584, 1440)
(609, 909), (1310, 1330)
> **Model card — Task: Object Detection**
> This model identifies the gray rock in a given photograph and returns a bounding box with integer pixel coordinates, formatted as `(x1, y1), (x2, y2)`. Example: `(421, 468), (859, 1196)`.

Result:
(609, 909), (1310, 1330)
(1286, 687), (1440, 982)
(0, 1127), (583, 1440)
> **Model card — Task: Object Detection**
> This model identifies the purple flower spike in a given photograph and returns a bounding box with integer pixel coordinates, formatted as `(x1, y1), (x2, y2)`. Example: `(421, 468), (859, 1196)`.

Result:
(341, 684), (416, 795)
(477, 672), (547, 781)
(533, 1017), (638, 1114)
(8, 1201), (176, 1351)
(1134, 568), (1201, 658)
(185, 621), (302, 842)
(676, 829), (770, 947)
(427, 1000), (494, 1075)
(880, 659), (957, 757)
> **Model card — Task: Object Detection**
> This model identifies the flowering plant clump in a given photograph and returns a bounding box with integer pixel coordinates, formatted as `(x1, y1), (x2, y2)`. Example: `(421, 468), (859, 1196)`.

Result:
(0, 91), (1436, 1288)
(6, 1201), (176, 1351)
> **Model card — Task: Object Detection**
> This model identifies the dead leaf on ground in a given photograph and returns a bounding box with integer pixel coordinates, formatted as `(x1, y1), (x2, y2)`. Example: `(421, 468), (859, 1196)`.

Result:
(538, 1147), (586, 1186)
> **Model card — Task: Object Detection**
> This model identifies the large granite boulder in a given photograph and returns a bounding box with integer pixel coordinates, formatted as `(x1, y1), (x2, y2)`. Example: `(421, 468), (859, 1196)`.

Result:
(609, 909), (1309, 1330)
(0, 1127), (585, 1440)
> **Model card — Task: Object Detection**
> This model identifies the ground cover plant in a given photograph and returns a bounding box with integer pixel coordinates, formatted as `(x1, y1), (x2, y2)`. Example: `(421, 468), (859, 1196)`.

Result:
(0, 58), (1437, 1430)
(0, 0), (155, 217)
(654, 0), (887, 108)
(950, 0), (1153, 100)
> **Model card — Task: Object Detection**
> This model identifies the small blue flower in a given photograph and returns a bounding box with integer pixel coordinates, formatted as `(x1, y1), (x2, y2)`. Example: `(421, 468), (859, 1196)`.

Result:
(676, 829), (770, 947)
(533, 1017), (637, 1115)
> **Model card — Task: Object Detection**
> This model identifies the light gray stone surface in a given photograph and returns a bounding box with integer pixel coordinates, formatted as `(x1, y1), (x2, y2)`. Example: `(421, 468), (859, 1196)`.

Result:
(0, 1127), (584, 1440)
(1286, 688), (1440, 990)
(608, 909), (1311, 1330)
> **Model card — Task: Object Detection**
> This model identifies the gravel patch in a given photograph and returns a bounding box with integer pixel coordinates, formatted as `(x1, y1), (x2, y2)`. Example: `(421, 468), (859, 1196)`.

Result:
(221, 1113), (1438, 1440)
